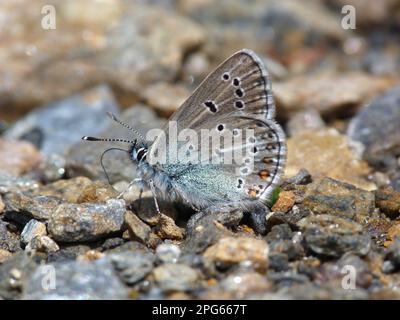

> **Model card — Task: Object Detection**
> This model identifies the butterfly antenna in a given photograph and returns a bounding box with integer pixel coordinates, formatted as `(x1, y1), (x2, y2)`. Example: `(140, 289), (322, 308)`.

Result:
(82, 136), (137, 144)
(100, 147), (131, 184)
(106, 112), (146, 142)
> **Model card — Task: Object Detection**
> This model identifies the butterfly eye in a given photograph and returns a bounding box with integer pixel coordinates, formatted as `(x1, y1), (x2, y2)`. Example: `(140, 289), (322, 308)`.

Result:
(135, 147), (147, 161)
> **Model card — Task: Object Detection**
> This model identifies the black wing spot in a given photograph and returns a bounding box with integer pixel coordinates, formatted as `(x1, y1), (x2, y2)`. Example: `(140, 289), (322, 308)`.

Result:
(235, 88), (244, 97)
(232, 78), (240, 87)
(235, 100), (244, 109)
(237, 178), (244, 189)
(222, 72), (230, 81)
(204, 101), (217, 113)
(217, 124), (224, 131)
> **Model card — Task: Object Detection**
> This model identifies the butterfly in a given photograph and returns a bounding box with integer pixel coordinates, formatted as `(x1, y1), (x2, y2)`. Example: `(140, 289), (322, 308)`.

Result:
(83, 49), (286, 214)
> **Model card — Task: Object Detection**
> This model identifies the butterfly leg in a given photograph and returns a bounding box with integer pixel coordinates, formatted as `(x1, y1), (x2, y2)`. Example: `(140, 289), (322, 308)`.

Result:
(117, 178), (142, 199)
(136, 187), (144, 212)
(148, 179), (161, 215)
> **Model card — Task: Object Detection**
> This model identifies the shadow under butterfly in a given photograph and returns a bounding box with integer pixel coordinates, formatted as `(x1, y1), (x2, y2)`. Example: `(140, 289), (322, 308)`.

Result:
(82, 49), (287, 225)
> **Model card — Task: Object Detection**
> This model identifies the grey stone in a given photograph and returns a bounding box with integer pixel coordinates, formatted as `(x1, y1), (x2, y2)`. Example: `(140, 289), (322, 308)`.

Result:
(0, 252), (38, 299)
(48, 199), (126, 242)
(297, 214), (371, 257)
(21, 220), (47, 244)
(155, 243), (181, 264)
(107, 251), (155, 285)
(152, 263), (199, 292)
(4, 85), (120, 156)
(66, 105), (165, 183)
(23, 258), (127, 300)
(348, 85), (400, 162)
(3, 192), (63, 222)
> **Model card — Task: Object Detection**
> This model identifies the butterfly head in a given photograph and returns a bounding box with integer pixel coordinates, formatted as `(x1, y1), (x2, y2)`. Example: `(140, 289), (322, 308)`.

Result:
(129, 143), (148, 163)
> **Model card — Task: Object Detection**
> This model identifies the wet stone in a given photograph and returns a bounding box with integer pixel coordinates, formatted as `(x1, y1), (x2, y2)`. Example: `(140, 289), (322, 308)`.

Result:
(347, 86), (400, 163)
(23, 258), (127, 300)
(203, 236), (269, 270)
(48, 199), (126, 242)
(300, 177), (375, 223)
(297, 214), (371, 258)
(107, 251), (155, 285)
(4, 86), (120, 156)
(21, 219), (47, 245)
(152, 263), (200, 292)
(0, 139), (43, 176)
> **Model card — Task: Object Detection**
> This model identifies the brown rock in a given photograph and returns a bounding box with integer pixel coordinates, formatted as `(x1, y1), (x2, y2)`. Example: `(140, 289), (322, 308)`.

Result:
(204, 236), (269, 270)
(0, 249), (12, 263)
(155, 214), (184, 241)
(0, 195), (4, 214)
(272, 191), (295, 213)
(274, 72), (395, 118)
(301, 177), (375, 222)
(27, 235), (60, 253)
(77, 181), (119, 204)
(34, 177), (90, 203)
(142, 82), (190, 117)
(286, 129), (375, 190)
(384, 222), (400, 247)
(375, 187), (400, 219)
(36, 177), (118, 204)
(48, 199), (126, 242)
(0, 139), (42, 176)
(77, 250), (104, 261)
(124, 210), (152, 245)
